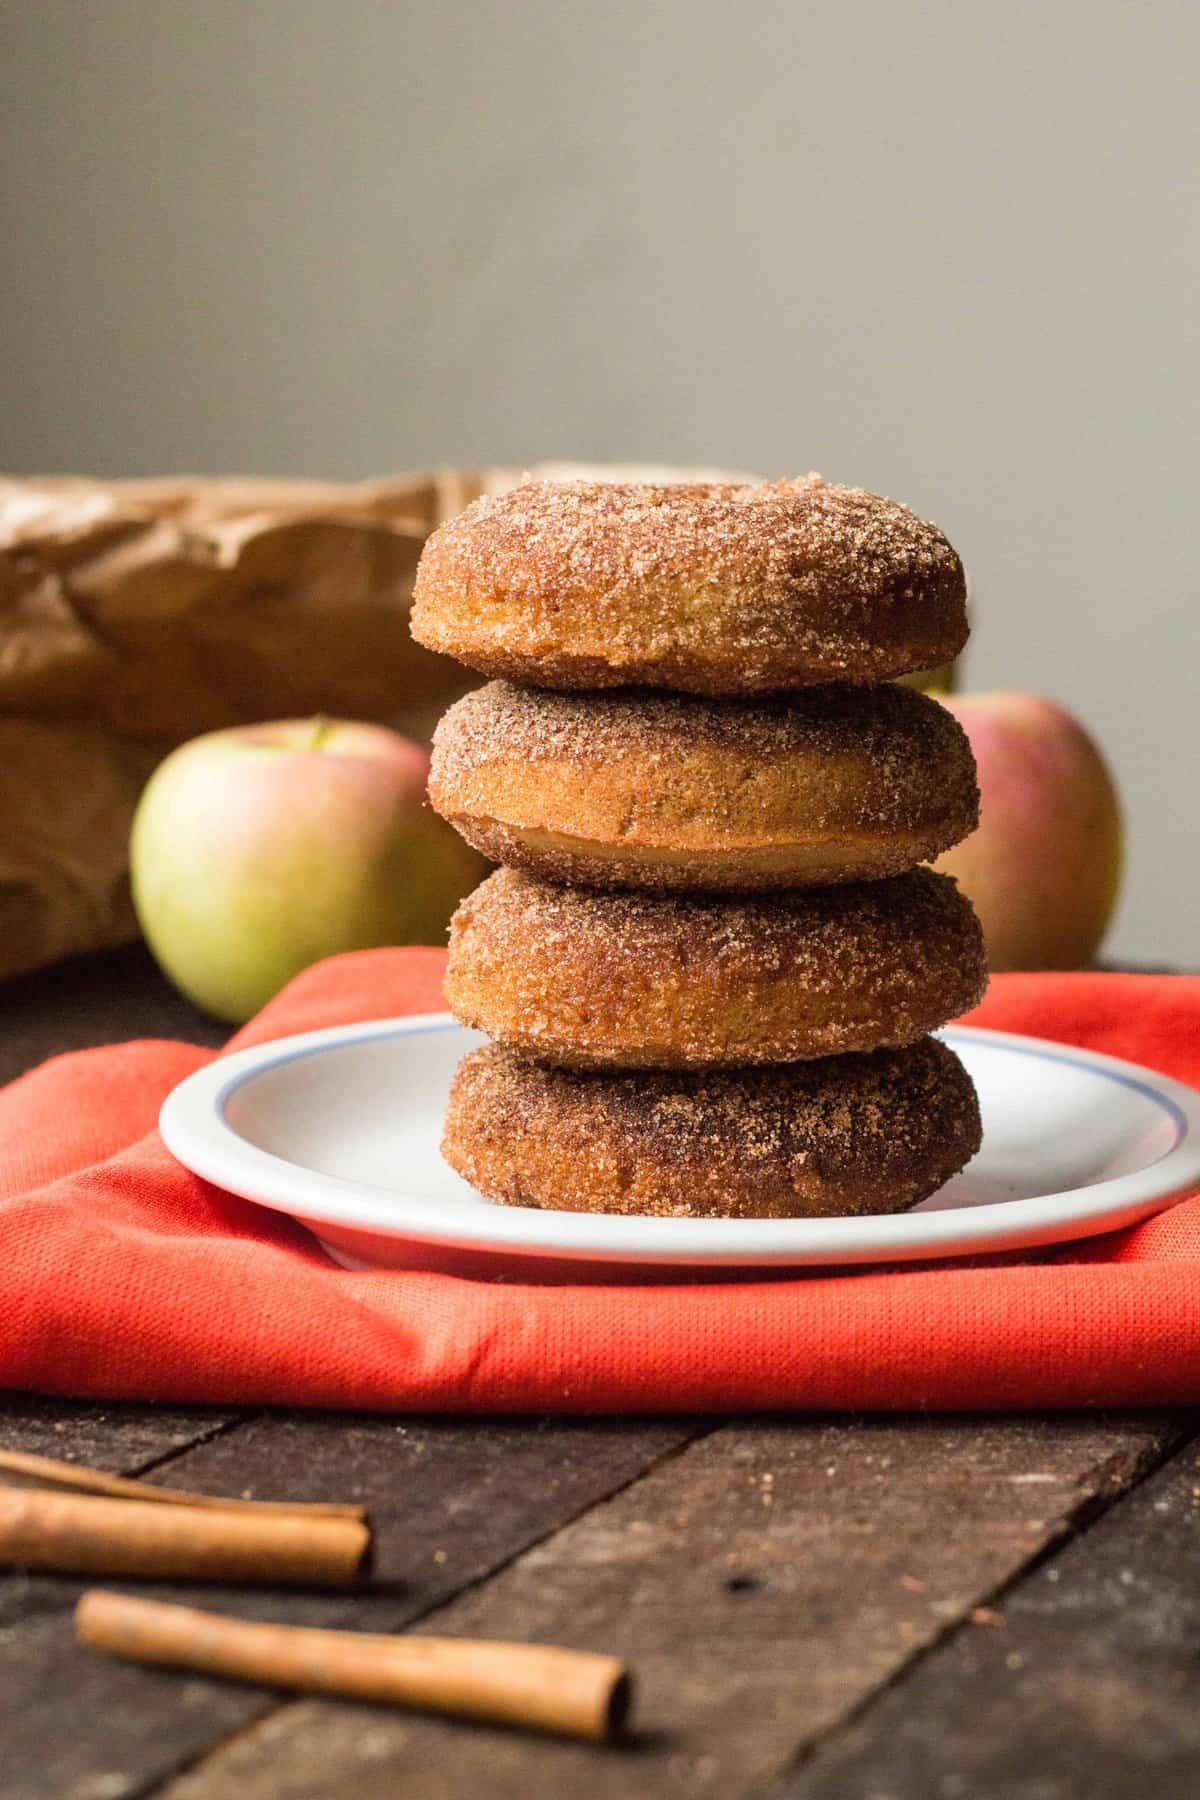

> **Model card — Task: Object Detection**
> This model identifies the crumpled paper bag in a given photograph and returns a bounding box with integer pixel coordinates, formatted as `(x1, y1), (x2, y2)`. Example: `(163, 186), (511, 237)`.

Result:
(0, 463), (754, 981)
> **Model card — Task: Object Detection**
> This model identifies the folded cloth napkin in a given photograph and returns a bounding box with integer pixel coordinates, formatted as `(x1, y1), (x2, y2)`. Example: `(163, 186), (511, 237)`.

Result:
(3, 950), (1199, 1412)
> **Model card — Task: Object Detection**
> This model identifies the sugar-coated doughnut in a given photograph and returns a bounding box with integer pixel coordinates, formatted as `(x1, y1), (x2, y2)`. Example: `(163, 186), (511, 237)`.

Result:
(443, 1038), (981, 1220)
(430, 680), (978, 892)
(411, 476), (967, 695)
(445, 866), (986, 1069)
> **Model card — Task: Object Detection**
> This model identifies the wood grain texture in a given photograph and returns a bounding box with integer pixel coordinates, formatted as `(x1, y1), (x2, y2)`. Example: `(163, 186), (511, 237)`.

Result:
(0, 1446), (366, 1518)
(0, 1409), (700, 1800)
(0, 1398), (244, 1631)
(158, 1414), (1178, 1800)
(771, 1427), (1200, 1800)
(0, 1393), (235, 1474)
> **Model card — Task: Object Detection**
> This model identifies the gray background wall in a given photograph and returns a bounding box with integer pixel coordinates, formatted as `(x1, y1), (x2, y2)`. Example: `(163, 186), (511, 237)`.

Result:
(2, 0), (1196, 963)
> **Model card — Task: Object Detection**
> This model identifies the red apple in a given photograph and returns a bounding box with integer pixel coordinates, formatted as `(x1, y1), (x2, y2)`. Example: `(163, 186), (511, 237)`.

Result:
(933, 692), (1123, 972)
(131, 718), (484, 1021)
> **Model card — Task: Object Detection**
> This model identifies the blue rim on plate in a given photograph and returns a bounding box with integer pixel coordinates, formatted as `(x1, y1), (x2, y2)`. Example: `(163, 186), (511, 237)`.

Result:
(158, 1015), (1200, 1272)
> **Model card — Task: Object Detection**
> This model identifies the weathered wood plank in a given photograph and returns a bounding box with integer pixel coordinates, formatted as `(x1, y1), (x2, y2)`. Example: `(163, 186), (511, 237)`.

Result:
(0, 1393), (236, 1474)
(0, 1400), (246, 1632)
(157, 1413), (1180, 1800)
(0, 1411), (702, 1800)
(0, 943), (225, 1086)
(0, 1392), (252, 1800)
(770, 1422), (1200, 1800)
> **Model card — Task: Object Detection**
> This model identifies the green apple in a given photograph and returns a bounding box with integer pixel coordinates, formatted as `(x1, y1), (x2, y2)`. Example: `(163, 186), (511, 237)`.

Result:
(131, 718), (483, 1021)
(933, 692), (1123, 971)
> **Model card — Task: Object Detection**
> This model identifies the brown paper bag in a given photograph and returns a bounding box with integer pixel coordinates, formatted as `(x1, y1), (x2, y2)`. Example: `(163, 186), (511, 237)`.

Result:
(0, 720), (158, 979)
(0, 463), (755, 981)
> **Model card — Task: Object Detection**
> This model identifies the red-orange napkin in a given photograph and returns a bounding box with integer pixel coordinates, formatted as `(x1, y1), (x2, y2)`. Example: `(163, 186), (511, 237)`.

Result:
(3, 951), (1199, 1412)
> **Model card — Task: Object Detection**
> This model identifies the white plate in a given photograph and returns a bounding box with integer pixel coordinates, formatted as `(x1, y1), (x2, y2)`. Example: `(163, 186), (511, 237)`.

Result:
(160, 1016), (1200, 1280)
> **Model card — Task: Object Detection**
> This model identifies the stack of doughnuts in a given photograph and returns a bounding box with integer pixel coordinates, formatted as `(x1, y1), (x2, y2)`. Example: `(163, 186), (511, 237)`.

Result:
(412, 475), (986, 1221)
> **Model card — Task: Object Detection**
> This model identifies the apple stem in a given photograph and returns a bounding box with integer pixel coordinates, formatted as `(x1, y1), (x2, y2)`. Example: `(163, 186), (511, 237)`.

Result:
(307, 717), (334, 751)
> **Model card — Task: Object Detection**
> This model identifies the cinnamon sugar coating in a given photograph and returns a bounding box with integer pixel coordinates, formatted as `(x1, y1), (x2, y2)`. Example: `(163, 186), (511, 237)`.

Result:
(443, 1037), (981, 1219)
(446, 866), (986, 1069)
(412, 476), (967, 695)
(430, 680), (979, 892)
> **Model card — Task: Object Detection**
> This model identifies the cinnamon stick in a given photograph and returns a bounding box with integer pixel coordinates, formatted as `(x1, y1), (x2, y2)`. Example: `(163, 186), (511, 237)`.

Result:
(0, 1489), (368, 1585)
(0, 1448), (365, 1521)
(76, 1591), (631, 1742)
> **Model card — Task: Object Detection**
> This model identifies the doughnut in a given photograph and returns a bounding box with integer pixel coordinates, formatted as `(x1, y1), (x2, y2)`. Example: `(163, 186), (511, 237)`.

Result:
(429, 680), (979, 892)
(445, 866), (986, 1069)
(442, 1038), (981, 1220)
(411, 476), (967, 695)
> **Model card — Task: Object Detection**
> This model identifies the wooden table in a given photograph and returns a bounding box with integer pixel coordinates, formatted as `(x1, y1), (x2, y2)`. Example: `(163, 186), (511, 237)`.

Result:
(2, 948), (1199, 1800)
